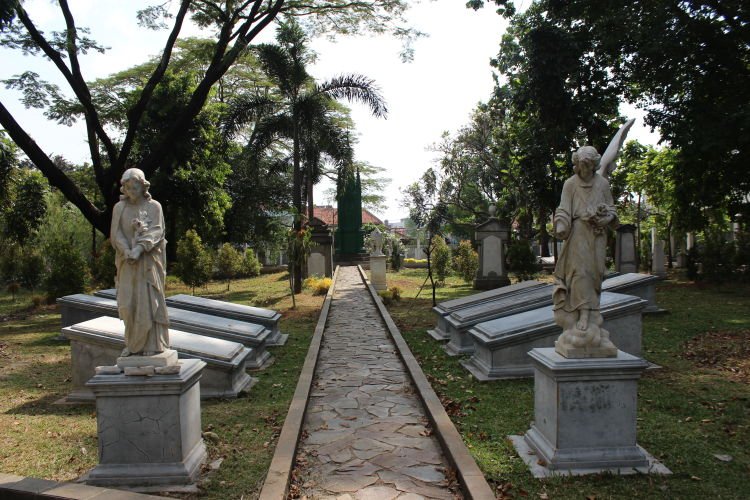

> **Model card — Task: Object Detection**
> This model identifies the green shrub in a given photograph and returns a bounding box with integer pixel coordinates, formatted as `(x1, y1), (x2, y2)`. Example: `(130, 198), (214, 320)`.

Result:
(175, 229), (213, 294)
(241, 249), (261, 277)
(378, 289), (393, 305)
(431, 236), (451, 285)
(700, 231), (735, 283)
(18, 248), (44, 291)
(403, 258), (427, 264)
(90, 239), (116, 288)
(43, 237), (88, 301)
(453, 240), (479, 283)
(0, 242), (21, 284)
(507, 239), (539, 281)
(389, 239), (404, 272)
(216, 243), (243, 291)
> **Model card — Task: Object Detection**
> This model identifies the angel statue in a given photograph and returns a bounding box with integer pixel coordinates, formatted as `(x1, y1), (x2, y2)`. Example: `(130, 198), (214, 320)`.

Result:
(552, 119), (635, 358)
(110, 168), (170, 358)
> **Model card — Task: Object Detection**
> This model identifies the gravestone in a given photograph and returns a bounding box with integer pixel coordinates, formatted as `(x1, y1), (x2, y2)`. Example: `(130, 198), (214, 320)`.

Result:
(369, 228), (387, 290)
(85, 168), (206, 489)
(473, 205), (510, 290)
(59, 293), (272, 369)
(511, 125), (669, 478)
(96, 289), (287, 346)
(442, 272), (664, 356)
(426, 280), (545, 341)
(460, 292), (646, 380)
(307, 217), (333, 278)
(615, 224), (638, 273)
(651, 228), (667, 277)
(63, 316), (255, 401)
(85, 359), (207, 487)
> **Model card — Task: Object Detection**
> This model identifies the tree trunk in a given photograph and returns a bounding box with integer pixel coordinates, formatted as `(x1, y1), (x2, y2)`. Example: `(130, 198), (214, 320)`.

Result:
(636, 191), (642, 270)
(666, 217), (673, 269)
(292, 115), (303, 294)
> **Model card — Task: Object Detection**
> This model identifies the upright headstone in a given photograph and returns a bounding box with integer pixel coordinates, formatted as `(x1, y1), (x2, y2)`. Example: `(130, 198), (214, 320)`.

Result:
(473, 205), (510, 290)
(651, 228), (667, 277)
(686, 232), (696, 250)
(369, 228), (387, 291)
(512, 127), (667, 477)
(307, 217), (333, 278)
(615, 224), (638, 273)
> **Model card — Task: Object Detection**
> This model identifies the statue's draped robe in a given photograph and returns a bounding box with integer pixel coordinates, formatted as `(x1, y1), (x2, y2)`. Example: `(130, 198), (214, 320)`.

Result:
(111, 198), (169, 354)
(552, 173), (618, 315)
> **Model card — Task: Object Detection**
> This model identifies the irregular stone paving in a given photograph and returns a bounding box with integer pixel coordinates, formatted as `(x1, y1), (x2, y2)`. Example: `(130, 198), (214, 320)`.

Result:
(295, 266), (461, 499)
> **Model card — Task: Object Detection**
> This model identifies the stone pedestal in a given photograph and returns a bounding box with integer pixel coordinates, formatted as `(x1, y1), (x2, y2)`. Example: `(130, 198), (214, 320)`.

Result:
(306, 217), (333, 278)
(615, 224), (637, 273)
(473, 207), (510, 290)
(85, 359), (207, 488)
(370, 254), (387, 291)
(518, 348), (655, 474)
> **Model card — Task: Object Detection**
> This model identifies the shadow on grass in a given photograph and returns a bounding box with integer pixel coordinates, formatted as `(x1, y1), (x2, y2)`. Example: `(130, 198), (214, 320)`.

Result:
(5, 392), (92, 417)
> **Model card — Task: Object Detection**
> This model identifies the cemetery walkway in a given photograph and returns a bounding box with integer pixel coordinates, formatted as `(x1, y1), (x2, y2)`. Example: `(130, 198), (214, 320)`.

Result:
(293, 266), (460, 499)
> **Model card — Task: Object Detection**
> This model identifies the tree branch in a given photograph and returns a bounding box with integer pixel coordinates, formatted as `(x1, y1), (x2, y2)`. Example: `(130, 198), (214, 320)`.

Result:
(15, 3), (118, 166)
(0, 99), (105, 233)
(140, 0), (286, 178)
(118, 0), (191, 169)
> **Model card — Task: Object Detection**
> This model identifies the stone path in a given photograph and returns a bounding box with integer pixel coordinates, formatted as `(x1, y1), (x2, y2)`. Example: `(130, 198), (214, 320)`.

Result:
(294, 266), (460, 499)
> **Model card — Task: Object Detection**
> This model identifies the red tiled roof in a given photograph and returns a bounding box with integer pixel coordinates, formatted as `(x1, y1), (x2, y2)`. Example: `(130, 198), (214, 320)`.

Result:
(313, 206), (383, 226)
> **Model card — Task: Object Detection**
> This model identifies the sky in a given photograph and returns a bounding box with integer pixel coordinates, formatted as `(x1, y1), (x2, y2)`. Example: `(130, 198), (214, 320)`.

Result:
(0, 0), (660, 224)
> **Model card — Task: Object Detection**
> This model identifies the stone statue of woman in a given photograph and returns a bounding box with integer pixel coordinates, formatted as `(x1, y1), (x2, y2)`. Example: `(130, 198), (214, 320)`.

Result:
(110, 168), (170, 357)
(552, 119), (635, 358)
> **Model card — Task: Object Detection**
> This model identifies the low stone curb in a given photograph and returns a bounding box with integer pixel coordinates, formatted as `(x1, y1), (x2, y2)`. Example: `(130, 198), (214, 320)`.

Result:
(258, 266), (340, 500)
(0, 472), (162, 499)
(357, 266), (496, 500)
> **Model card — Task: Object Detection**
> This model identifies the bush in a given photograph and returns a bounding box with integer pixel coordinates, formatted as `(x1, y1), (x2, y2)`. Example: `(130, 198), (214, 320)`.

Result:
(453, 240), (479, 283)
(241, 249), (261, 277)
(18, 248), (44, 291)
(175, 229), (213, 294)
(431, 236), (451, 284)
(378, 286), (402, 305)
(43, 237), (88, 300)
(389, 239), (404, 272)
(303, 276), (332, 296)
(216, 243), (243, 291)
(0, 242), (21, 284)
(700, 231), (735, 283)
(90, 239), (116, 288)
(403, 258), (427, 264)
(507, 239), (539, 281)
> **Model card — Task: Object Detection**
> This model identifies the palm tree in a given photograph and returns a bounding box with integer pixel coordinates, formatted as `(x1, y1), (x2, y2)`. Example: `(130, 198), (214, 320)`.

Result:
(223, 17), (387, 293)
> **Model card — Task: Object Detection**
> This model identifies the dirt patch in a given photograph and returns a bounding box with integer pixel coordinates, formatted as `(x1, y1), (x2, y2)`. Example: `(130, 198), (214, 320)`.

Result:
(683, 329), (750, 383)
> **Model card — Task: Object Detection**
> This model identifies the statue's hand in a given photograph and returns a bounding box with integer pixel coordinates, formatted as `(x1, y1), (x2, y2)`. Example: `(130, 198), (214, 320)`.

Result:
(554, 220), (570, 240)
(127, 245), (144, 262)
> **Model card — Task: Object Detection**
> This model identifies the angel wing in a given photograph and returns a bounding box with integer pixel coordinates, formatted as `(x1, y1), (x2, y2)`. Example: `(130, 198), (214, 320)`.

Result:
(597, 118), (636, 179)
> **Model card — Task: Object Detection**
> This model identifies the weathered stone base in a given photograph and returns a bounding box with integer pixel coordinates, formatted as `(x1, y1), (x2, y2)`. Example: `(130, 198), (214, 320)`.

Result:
(519, 348), (664, 474)
(117, 349), (178, 368)
(265, 332), (288, 347)
(473, 276), (510, 290)
(426, 328), (449, 341)
(554, 341), (617, 359)
(508, 436), (671, 477)
(85, 359), (207, 488)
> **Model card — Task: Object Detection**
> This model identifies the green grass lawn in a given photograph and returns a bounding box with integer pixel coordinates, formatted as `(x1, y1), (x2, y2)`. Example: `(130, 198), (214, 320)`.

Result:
(385, 268), (750, 499)
(0, 271), (323, 499)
